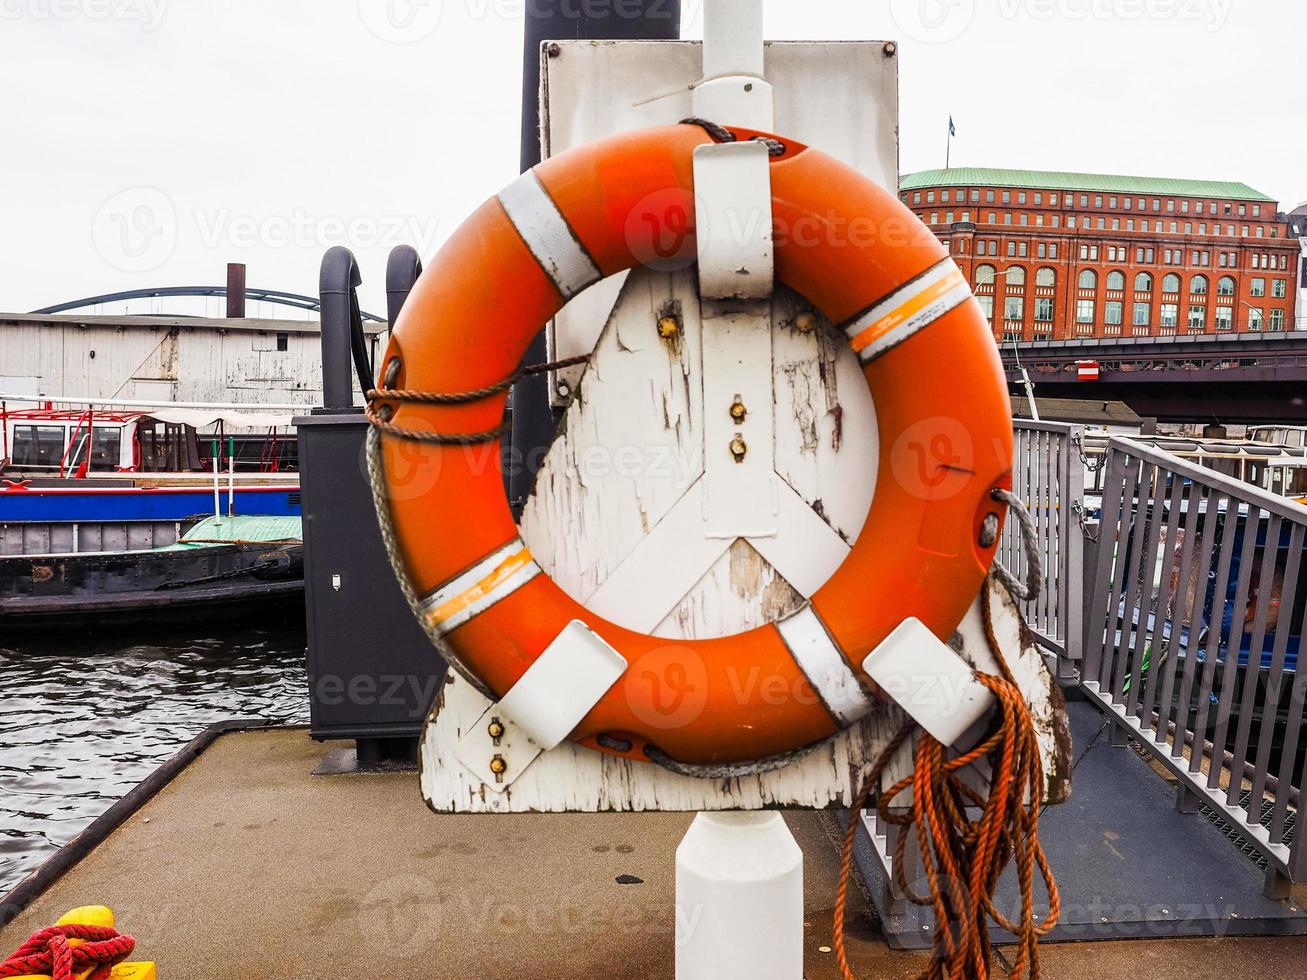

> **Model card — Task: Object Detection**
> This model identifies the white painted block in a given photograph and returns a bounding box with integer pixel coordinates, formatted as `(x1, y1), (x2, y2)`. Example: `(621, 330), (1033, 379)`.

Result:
(692, 141), (774, 300)
(862, 618), (996, 748)
(453, 620), (625, 791)
(675, 812), (803, 980)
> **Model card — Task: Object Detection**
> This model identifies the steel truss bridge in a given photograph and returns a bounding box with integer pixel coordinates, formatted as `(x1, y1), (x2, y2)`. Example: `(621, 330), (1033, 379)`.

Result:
(1001, 332), (1307, 422)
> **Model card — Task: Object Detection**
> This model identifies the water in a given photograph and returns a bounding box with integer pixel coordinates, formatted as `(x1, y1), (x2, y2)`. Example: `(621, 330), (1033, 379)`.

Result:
(0, 623), (308, 895)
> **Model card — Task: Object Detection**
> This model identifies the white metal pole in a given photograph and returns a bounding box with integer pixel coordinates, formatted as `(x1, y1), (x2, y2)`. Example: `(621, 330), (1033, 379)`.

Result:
(227, 448), (235, 517)
(678, 4), (802, 979)
(211, 440), (221, 525)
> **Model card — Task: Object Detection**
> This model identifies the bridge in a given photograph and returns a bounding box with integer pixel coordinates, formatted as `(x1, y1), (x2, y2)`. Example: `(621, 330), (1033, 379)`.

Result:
(1001, 332), (1307, 422)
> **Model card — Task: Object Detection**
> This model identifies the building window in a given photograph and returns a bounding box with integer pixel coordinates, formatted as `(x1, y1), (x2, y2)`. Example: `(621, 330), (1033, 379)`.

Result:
(912, 192), (922, 204)
(1191, 274), (1208, 295)
(1037, 243), (1047, 258)
(1105, 301), (1124, 326)
(976, 294), (994, 320)
(1080, 194), (1089, 207)
(1270, 309), (1285, 331)
(1005, 297), (1025, 321)
(1002, 190), (1011, 204)
(1035, 297), (1054, 321)
(1248, 307), (1264, 330)
(1036, 267), (1056, 287)
(1217, 275), (1236, 296)
(927, 191), (936, 203)
(1162, 273), (1181, 293)
(1017, 242), (1028, 257)
(1049, 244), (1058, 259)
(1133, 302), (1151, 327)
(974, 263), (997, 288)
(1107, 270), (1125, 291)
(1034, 192), (1043, 204)
(1018, 192), (1027, 204)
(276, 332), (289, 352)
(1078, 269), (1097, 289)
(1250, 277), (1266, 297)
(1188, 306), (1206, 329)
(986, 190), (995, 203)
(1004, 213), (1013, 225)
(1050, 193), (1059, 206)
(1160, 304), (1179, 328)
(1077, 299), (1095, 323)
(1273, 279), (1287, 298)
(1152, 199), (1161, 211)
(1135, 272), (1154, 293)
(941, 190), (951, 203)
(1007, 266), (1027, 287)
(1215, 307), (1234, 331)
(1007, 242), (1017, 257)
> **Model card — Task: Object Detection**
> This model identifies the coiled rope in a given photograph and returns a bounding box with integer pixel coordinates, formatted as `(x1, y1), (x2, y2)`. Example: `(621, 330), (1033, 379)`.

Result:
(0, 923), (136, 980)
(833, 572), (1060, 980)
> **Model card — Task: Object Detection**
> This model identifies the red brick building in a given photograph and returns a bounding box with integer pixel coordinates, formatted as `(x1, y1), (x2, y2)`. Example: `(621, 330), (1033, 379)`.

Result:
(900, 168), (1299, 342)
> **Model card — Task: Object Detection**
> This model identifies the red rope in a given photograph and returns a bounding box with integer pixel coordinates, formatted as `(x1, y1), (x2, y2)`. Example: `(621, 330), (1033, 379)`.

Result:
(0, 924), (135, 980)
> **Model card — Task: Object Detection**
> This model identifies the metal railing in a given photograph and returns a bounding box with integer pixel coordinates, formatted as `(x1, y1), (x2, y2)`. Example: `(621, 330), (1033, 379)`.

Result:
(1000, 420), (1087, 676)
(1083, 436), (1307, 892)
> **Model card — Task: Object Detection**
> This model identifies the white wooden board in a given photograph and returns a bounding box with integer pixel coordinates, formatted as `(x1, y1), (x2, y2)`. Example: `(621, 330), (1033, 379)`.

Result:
(419, 577), (1072, 813)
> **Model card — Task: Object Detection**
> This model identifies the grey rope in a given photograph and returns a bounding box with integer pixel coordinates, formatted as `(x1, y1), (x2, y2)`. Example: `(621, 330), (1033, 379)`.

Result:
(365, 424), (495, 699)
(680, 116), (786, 157)
(990, 487), (1043, 603)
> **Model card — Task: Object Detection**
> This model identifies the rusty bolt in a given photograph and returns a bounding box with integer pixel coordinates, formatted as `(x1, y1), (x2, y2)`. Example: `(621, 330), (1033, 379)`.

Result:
(487, 718), (505, 740)
(729, 400), (747, 422)
(730, 436), (748, 462)
(883, 41), (898, 57)
(794, 311), (817, 333)
(657, 315), (680, 339)
(547, 42), (561, 57)
(489, 754), (508, 775)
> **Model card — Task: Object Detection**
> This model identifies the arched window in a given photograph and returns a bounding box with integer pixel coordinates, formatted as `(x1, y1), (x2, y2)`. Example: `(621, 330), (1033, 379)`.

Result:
(1191, 274), (1209, 295)
(1106, 270), (1126, 291)
(1163, 273), (1181, 293)
(974, 263), (997, 288)
(1135, 272), (1154, 292)
(1006, 266), (1027, 288)
(1217, 275), (1236, 296)
(1078, 269), (1097, 290)
(1036, 267), (1056, 287)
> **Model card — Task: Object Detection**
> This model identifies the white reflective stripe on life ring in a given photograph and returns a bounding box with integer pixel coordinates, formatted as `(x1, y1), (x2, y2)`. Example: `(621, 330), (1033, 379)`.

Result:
(776, 604), (876, 726)
(843, 258), (973, 364)
(420, 537), (542, 637)
(497, 171), (603, 300)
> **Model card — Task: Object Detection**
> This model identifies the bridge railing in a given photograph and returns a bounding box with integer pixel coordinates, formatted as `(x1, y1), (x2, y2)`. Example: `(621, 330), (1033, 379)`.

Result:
(1083, 436), (1307, 894)
(1001, 420), (1087, 677)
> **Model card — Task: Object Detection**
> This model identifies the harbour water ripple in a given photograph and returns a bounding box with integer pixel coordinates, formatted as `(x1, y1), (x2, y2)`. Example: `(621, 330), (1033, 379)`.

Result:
(0, 624), (308, 895)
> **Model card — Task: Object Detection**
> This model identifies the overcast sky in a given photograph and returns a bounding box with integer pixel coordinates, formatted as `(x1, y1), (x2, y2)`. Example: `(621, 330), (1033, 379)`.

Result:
(1, 0), (1302, 319)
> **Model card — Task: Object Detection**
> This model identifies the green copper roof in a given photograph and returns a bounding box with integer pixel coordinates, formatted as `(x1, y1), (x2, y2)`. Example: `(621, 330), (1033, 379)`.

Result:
(901, 167), (1275, 203)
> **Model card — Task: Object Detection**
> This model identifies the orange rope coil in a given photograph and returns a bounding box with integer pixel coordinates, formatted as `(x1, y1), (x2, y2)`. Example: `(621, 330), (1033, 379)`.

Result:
(835, 581), (1060, 980)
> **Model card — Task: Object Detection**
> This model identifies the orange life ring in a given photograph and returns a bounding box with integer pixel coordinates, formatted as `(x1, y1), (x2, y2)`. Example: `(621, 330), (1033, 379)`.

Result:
(372, 122), (1012, 768)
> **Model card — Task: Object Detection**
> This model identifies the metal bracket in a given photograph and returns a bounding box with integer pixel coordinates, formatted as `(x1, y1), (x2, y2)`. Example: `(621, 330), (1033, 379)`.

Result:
(454, 620), (626, 792)
(862, 618), (997, 748)
(692, 141), (775, 300)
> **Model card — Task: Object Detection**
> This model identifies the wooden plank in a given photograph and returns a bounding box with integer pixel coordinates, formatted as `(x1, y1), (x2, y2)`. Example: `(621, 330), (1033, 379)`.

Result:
(419, 577), (1069, 813)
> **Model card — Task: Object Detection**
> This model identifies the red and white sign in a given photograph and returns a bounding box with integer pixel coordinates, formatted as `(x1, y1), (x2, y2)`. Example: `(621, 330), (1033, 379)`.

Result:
(1076, 360), (1101, 382)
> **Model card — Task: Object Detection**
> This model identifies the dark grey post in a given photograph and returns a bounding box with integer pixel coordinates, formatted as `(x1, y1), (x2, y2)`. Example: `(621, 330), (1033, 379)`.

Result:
(318, 246), (362, 412)
(508, 0), (682, 512)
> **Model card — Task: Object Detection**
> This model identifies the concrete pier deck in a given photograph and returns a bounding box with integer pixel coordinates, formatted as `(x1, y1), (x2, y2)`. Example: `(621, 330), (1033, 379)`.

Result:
(3, 727), (1306, 978)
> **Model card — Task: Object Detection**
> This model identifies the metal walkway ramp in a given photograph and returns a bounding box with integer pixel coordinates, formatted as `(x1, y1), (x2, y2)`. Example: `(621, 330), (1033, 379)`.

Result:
(857, 698), (1307, 949)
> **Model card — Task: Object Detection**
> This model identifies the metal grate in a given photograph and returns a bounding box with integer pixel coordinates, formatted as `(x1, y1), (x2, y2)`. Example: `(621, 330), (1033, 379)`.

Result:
(1200, 791), (1297, 869)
